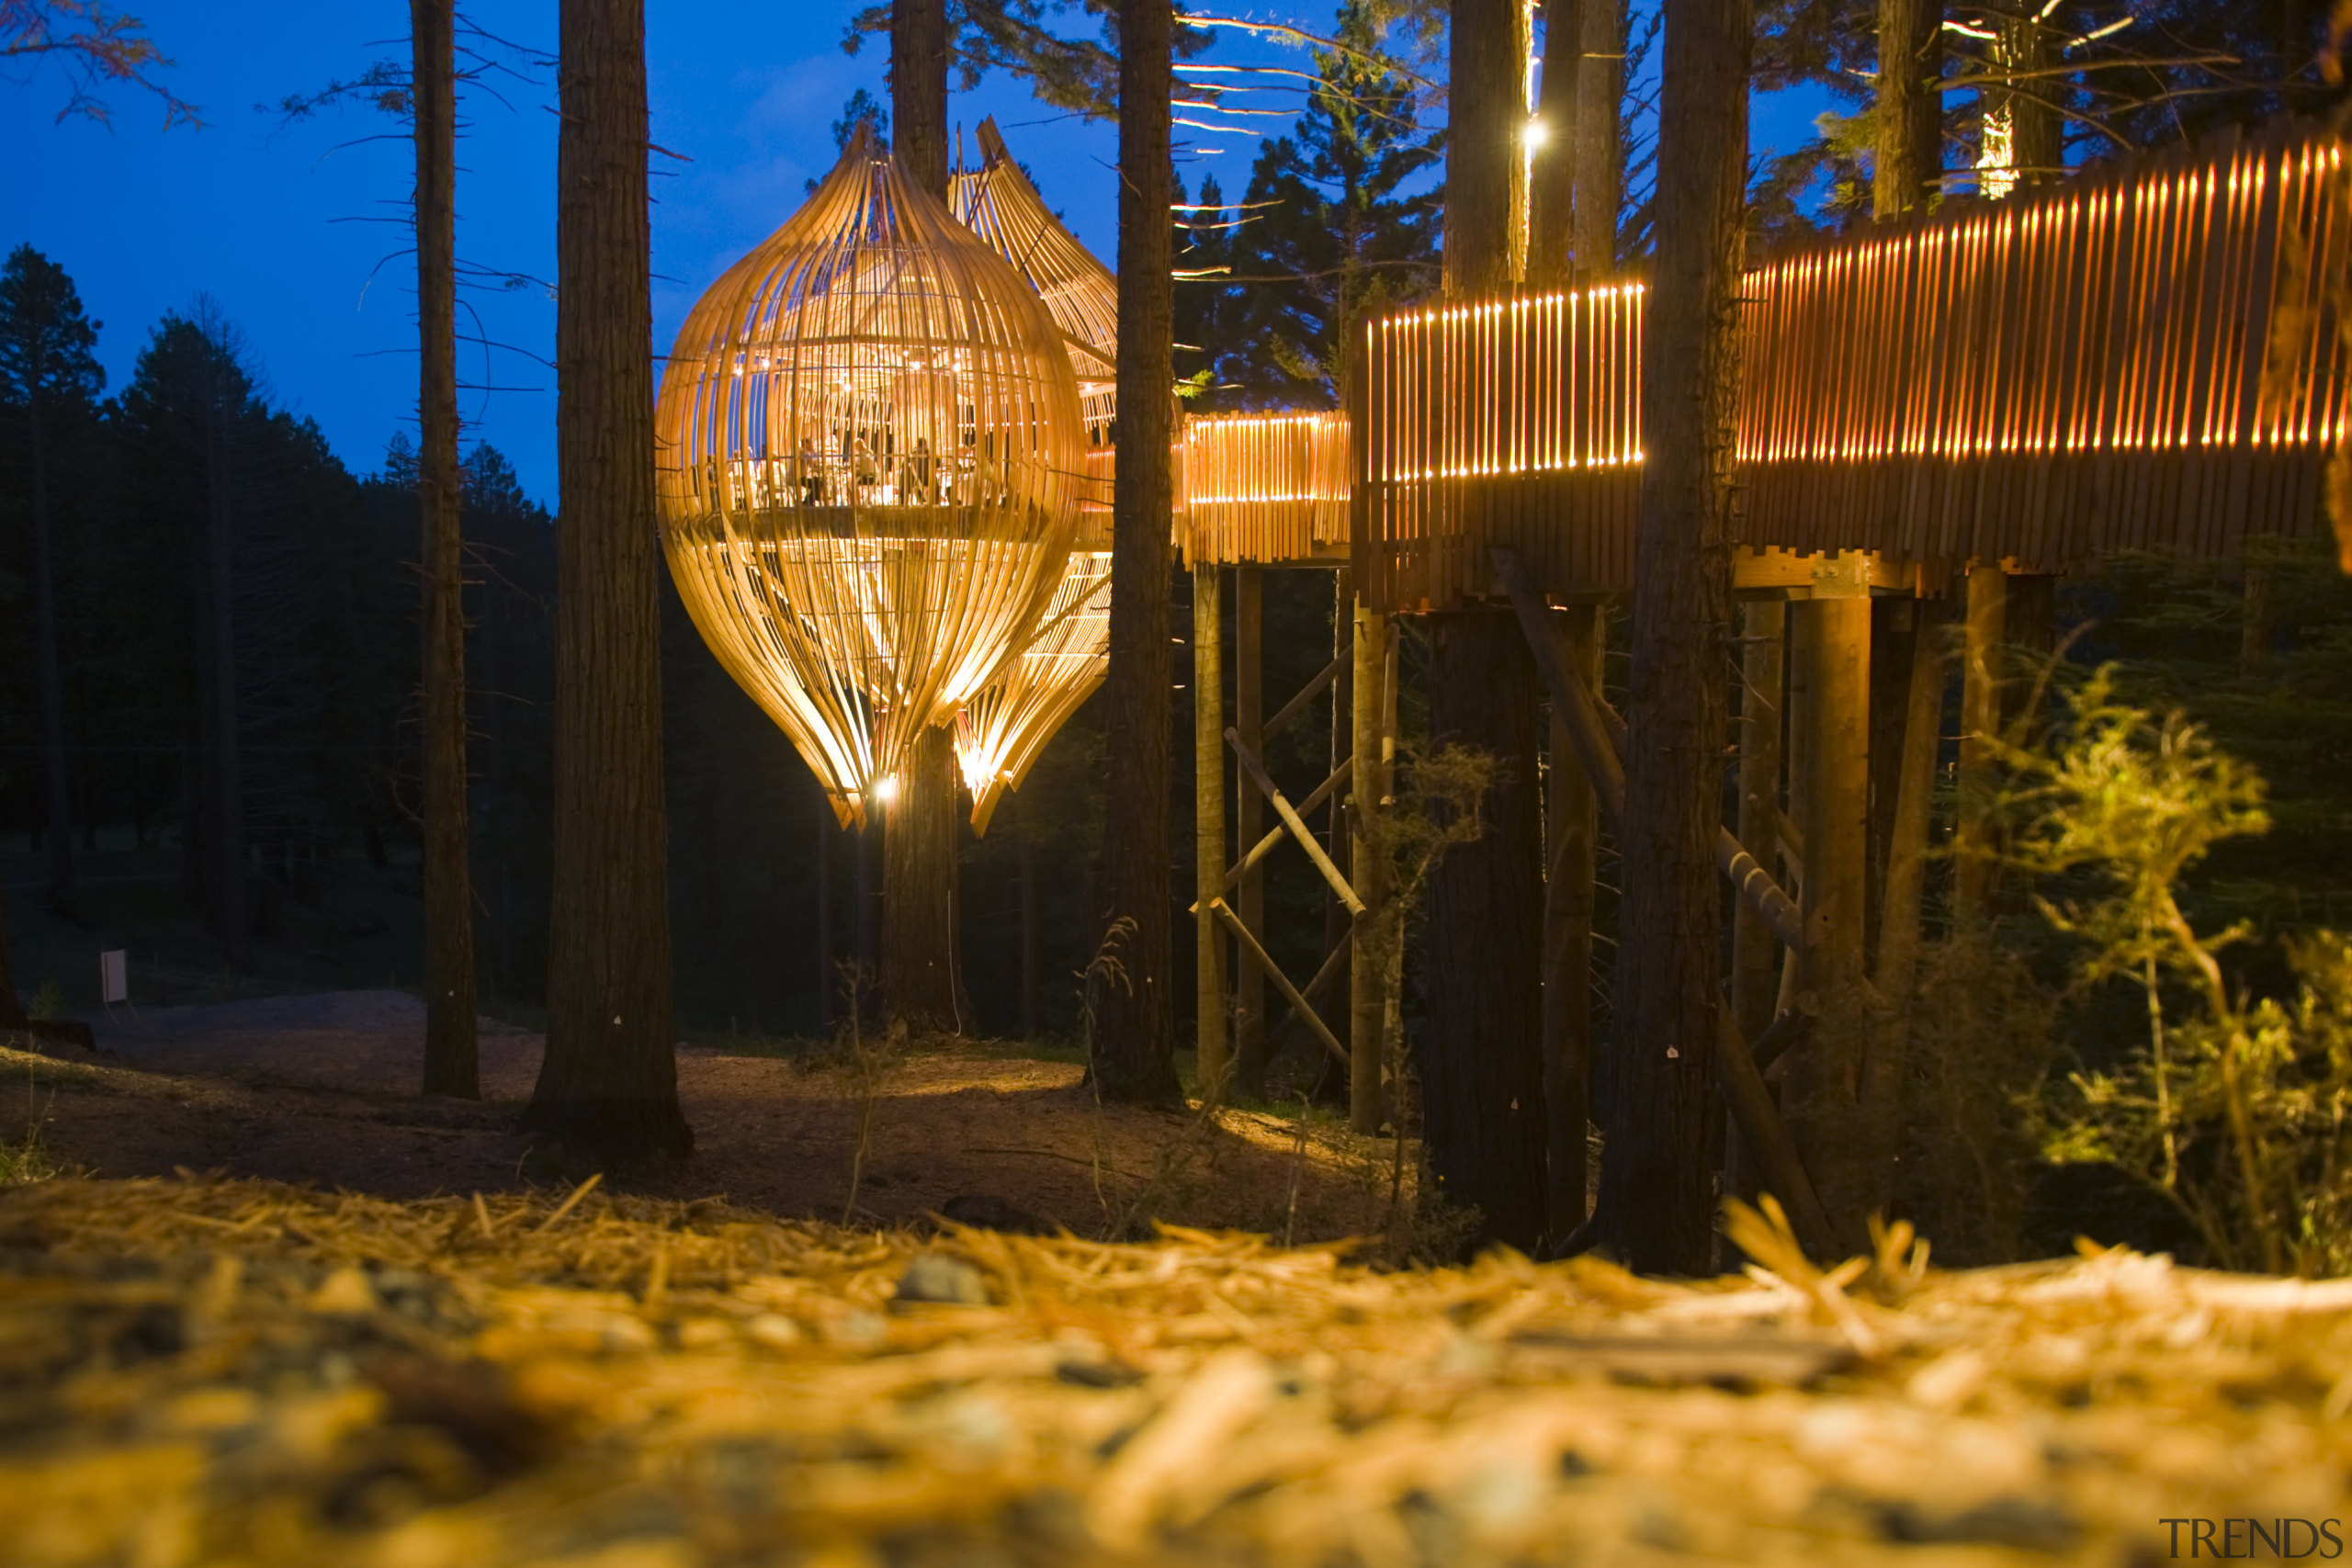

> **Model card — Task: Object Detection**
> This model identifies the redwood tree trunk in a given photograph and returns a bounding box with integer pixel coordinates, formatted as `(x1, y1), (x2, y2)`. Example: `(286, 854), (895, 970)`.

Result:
(882, 724), (968, 1033)
(1447, 0), (1529, 294)
(884, 0), (966, 1036)
(1528, 0), (1582, 287)
(1593, 0), (1747, 1276)
(1423, 612), (1548, 1251)
(527, 0), (690, 1163)
(1574, 0), (1624, 273)
(890, 0), (949, 196)
(415, 0), (480, 1098)
(1874, 0), (1940, 217)
(1088, 0), (1182, 1104)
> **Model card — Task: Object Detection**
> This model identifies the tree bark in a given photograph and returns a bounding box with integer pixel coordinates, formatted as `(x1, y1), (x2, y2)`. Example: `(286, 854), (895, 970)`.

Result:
(527, 0), (690, 1163)
(1543, 605), (1601, 1239)
(1425, 611), (1548, 1251)
(1874, 0), (1941, 217)
(1593, 0), (1747, 1276)
(1573, 0), (1624, 273)
(1446, 0), (1531, 293)
(890, 0), (949, 197)
(1528, 0), (1582, 288)
(415, 0), (480, 1099)
(885, 0), (965, 1028)
(0, 885), (24, 1026)
(883, 724), (968, 1034)
(816, 790), (835, 1032)
(1088, 0), (1182, 1105)
(1348, 595), (1388, 1133)
(1872, 600), (1948, 1010)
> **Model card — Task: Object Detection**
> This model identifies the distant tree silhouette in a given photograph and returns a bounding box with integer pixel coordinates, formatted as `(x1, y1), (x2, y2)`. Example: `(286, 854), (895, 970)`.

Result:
(0, 245), (103, 918)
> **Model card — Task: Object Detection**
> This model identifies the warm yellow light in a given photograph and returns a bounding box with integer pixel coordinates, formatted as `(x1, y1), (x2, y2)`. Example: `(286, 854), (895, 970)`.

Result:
(871, 775), (900, 805)
(1523, 118), (1551, 149)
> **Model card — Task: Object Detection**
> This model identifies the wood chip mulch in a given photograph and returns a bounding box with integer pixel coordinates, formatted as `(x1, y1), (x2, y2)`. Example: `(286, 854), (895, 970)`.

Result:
(3, 1173), (2347, 1566)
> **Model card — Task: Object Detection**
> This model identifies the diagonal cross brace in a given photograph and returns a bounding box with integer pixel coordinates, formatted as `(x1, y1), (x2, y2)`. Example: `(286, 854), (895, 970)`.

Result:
(1491, 547), (1804, 953)
(1209, 898), (1350, 1067)
(1226, 729), (1365, 916)
(1216, 757), (1352, 899)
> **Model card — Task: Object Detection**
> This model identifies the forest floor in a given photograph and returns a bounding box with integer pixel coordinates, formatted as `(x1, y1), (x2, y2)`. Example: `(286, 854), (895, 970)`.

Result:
(0, 991), (1401, 1247)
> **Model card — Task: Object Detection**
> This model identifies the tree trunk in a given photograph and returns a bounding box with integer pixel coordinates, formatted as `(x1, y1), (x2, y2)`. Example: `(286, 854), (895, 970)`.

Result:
(1574, 0), (1624, 273)
(1018, 798), (1040, 1037)
(1543, 605), (1601, 1239)
(1088, 0), (1182, 1105)
(204, 376), (248, 971)
(883, 723), (968, 1034)
(0, 885), (25, 1027)
(816, 791), (835, 1032)
(527, 0), (690, 1164)
(1425, 611), (1548, 1250)
(885, 0), (964, 1029)
(1528, 0), (1582, 287)
(890, 0), (949, 197)
(1593, 0), (1747, 1276)
(1874, 0), (1940, 217)
(415, 0), (480, 1099)
(1317, 568), (1353, 1102)
(1447, 0), (1531, 294)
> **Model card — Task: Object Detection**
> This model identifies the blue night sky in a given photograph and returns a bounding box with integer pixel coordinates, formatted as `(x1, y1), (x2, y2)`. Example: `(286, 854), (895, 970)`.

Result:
(2, 3), (1832, 508)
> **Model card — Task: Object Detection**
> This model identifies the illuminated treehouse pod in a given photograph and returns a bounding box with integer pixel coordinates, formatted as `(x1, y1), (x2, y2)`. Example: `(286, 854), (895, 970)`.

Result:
(945, 118), (1122, 829)
(656, 125), (1087, 826)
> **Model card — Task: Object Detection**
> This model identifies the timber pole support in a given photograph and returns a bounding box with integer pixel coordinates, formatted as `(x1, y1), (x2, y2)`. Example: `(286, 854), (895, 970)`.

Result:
(1234, 566), (1266, 1091)
(1348, 592), (1390, 1134)
(1954, 563), (2007, 922)
(1785, 559), (1873, 1243)
(1730, 601), (1787, 1047)
(1543, 606), (1601, 1240)
(1194, 560), (1228, 1100)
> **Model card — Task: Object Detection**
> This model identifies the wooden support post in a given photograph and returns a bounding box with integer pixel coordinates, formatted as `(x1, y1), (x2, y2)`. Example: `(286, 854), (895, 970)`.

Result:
(1730, 602), (1786, 1048)
(1349, 592), (1390, 1134)
(1954, 564), (2007, 922)
(1234, 567), (1267, 1089)
(1193, 561), (1228, 1100)
(1325, 569), (1354, 1083)
(1872, 598), (1950, 1011)
(1543, 604), (1601, 1240)
(1786, 576), (1872, 1245)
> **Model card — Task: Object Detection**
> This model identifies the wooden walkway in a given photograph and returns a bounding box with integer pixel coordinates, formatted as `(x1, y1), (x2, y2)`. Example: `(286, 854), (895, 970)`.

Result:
(1157, 118), (2349, 610)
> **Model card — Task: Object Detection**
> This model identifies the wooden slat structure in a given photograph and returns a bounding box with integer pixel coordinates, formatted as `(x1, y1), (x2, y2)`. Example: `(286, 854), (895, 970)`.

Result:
(656, 127), (1088, 825)
(1178, 411), (1352, 567)
(1335, 118), (2352, 612)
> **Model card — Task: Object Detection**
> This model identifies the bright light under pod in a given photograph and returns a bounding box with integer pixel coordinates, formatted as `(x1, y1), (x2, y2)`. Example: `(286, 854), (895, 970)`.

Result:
(946, 118), (1121, 831)
(955, 550), (1112, 833)
(656, 125), (1087, 825)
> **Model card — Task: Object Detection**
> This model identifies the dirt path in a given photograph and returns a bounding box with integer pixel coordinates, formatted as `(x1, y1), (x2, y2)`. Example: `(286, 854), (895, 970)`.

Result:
(4, 992), (1396, 1241)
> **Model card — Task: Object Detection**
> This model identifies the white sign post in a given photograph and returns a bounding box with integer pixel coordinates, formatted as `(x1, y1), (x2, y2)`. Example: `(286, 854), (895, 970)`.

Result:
(99, 950), (128, 1007)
